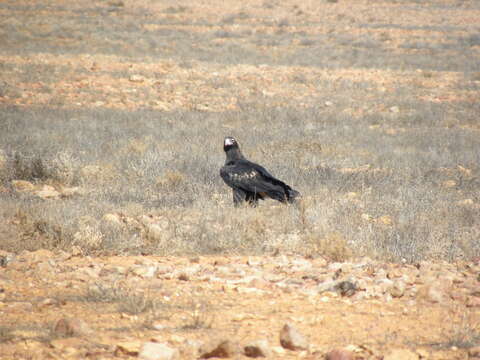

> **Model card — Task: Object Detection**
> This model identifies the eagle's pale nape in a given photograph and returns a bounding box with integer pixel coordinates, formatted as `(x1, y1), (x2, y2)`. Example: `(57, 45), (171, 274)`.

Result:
(220, 137), (300, 206)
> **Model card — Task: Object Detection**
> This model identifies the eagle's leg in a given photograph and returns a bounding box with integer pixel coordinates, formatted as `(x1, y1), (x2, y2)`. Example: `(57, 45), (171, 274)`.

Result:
(245, 192), (259, 207)
(233, 188), (247, 207)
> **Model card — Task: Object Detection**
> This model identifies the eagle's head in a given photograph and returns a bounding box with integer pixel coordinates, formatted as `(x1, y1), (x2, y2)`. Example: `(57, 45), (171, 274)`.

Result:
(224, 136), (239, 152)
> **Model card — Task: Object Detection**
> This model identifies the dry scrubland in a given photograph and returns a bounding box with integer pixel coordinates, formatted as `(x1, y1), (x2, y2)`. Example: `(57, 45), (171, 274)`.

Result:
(0, 0), (479, 358)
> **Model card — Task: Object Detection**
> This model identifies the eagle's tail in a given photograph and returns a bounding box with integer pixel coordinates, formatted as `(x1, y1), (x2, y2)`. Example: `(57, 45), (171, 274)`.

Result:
(286, 188), (301, 203)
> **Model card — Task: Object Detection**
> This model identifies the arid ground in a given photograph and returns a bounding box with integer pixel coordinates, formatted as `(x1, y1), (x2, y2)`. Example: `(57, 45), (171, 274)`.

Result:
(0, 0), (479, 358)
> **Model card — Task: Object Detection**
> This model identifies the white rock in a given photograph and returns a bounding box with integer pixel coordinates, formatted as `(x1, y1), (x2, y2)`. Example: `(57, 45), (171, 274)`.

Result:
(35, 185), (60, 199)
(244, 339), (271, 357)
(139, 342), (179, 360)
(11, 180), (35, 192)
(130, 74), (146, 82)
(279, 323), (309, 351)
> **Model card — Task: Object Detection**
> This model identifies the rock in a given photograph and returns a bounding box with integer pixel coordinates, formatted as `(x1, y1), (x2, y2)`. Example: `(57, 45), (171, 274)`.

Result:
(181, 339), (204, 358)
(333, 281), (357, 297)
(116, 340), (142, 355)
(325, 349), (354, 360)
(147, 223), (166, 241)
(377, 215), (393, 225)
(244, 339), (271, 358)
(442, 180), (456, 188)
(389, 106), (400, 113)
(178, 272), (189, 281)
(390, 280), (406, 298)
(0, 251), (15, 267)
(272, 346), (286, 355)
(0, 150), (5, 169)
(466, 297), (480, 308)
(199, 340), (238, 358)
(344, 344), (364, 353)
(384, 348), (418, 360)
(7, 302), (33, 312)
(103, 213), (123, 227)
(377, 278), (394, 294)
(129, 74), (146, 82)
(60, 186), (82, 197)
(416, 349), (429, 358)
(316, 280), (337, 293)
(11, 180), (35, 192)
(418, 283), (449, 303)
(10, 329), (43, 339)
(19, 249), (54, 264)
(37, 260), (55, 274)
(361, 213), (373, 221)
(35, 185), (60, 199)
(50, 337), (88, 351)
(80, 165), (103, 179)
(53, 317), (93, 337)
(71, 246), (82, 256)
(458, 199), (474, 206)
(279, 323), (309, 351)
(469, 346), (480, 358)
(38, 298), (61, 308)
(131, 265), (157, 278)
(139, 342), (179, 360)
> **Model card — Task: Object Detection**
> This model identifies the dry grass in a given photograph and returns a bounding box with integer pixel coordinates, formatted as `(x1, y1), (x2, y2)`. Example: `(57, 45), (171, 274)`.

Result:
(0, 326), (14, 343)
(445, 311), (480, 349)
(180, 300), (215, 330)
(85, 282), (164, 316)
(0, 103), (479, 262)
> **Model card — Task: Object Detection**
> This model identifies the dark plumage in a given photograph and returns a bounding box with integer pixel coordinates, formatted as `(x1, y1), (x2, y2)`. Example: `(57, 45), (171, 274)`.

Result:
(220, 137), (300, 206)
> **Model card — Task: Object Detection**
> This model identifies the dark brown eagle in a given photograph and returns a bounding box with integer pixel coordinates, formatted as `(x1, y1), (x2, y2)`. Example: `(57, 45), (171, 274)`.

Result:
(220, 136), (300, 206)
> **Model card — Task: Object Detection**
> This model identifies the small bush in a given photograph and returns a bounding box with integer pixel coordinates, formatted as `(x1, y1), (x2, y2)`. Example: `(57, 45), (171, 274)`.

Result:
(440, 307), (480, 349)
(85, 282), (163, 315)
(0, 326), (14, 343)
(1, 151), (79, 185)
(180, 300), (214, 330)
(305, 232), (353, 262)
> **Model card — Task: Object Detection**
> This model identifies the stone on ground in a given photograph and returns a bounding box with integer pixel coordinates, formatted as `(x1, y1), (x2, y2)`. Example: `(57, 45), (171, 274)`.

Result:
(199, 340), (238, 358)
(325, 348), (354, 360)
(279, 323), (309, 351)
(384, 348), (419, 360)
(244, 339), (271, 358)
(139, 342), (179, 360)
(53, 317), (93, 337)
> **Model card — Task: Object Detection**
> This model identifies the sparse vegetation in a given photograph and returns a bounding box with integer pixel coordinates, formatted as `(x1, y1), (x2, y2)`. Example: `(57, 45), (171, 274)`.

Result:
(0, 326), (14, 343)
(0, 101), (479, 261)
(444, 311), (480, 349)
(180, 300), (215, 330)
(85, 282), (164, 315)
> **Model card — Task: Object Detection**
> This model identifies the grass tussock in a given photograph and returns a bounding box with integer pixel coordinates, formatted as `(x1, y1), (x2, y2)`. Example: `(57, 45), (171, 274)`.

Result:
(446, 312), (480, 349)
(0, 151), (80, 185)
(436, 307), (480, 349)
(0, 326), (14, 343)
(85, 282), (163, 315)
(304, 232), (353, 262)
(180, 300), (214, 330)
